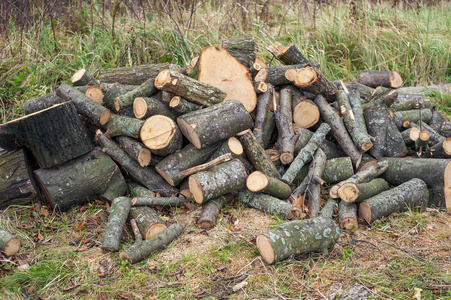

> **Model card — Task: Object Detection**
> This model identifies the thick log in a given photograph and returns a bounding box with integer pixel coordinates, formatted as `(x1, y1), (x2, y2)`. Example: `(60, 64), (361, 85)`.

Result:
(119, 223), (184, 264)
(102, 114), (143, 139)
(394, 109), (433, 126)
(115, 136), (151, 167)
(295, 66), (338, 101)
(129, 206), (166, 239)
(307, 148), (327, 217)
(220, 35), (256, 68)
(103, 83), (135, 110)
(71, 68), (100, 87)
(133, 96), (173, 119)
(96, 131), (178, 196)
(293, 99), (320, 128)
(0, 228), (20, 256)
(140, 115), (182, 156)
(114, 78), (158, 112)
(85, 86), (104, 104)
(102, 197), (132, 252)
(362, 89), (398, 111)
(168, 96), (202, 115)
(293, 125), (344, 159)
(0, 148), (37, 208)
(338, 201), (358, 231)
(253, 85), (273, 146)
(189, 159), (247, 204)
(237, 190), (303, 220)
(338, 178), (390, 203)
(0, 102), (94, 168)
(177, 99), (253, 149)
(322, 157), (354, 184)
(197, 193), (235, 229)
(246, 171), (291, 200)
(359, 71), (403, 88)
(359, 178), (428, 223)
(256, 217), (340, 264)
(275, 88), (296, 164)
(269, 42), (309, 65)
(23, 93), (65, 115)
(99, 63), (172, 85)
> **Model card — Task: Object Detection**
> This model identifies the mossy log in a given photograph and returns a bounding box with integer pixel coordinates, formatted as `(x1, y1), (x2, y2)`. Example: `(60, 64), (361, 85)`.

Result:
(359, 71), (403, 88)
(103, 83), (135, 110)
(99, 63), (172, 85)
(178, 99), (253, 149)
(101, 197), (132, 252)
(338, 201), (358, 231)
(256, 217), (340, 264)
(307, 148), (327, 217)
(119, 223), (184, 264)
(168, 96), (203, 115)
(269, 42), (309, 65)
(128, 182), (155, 197)
(319, 198), (338, 219)
(0, 228), (20, 256)
(0, 148), (37, 208)
(338, 178), (390, 203)
(34, 147), (127, 211)
(189, 159), (247, 204)
(393, 97), (433, 111)
(140, 115), (182, 156)
(132, 196), (188, 207)
(23, 93), (65, 115)
(221, 35), (256, 68)
(348, 92), (369, 133)
(114, 78), (158, 112)
(359, 178), (428, 223)
(362, 89), (398, 111)
(115, 136), (151, 167)
(133, 96), (173, 120)
(294, 125), (344, 159)
(253, 85), (273, 146)
(394, 109), (432, 127)
(101, 114), (144, 139)
(295, 66), (338, 101)
(246, 171), (292, 200)
(293, 99), (320, 129)
(129, 206), (166, 240)
(322, 157), (354, 184)
(275, 88), (296, 164)
(197, 193), (235, 229)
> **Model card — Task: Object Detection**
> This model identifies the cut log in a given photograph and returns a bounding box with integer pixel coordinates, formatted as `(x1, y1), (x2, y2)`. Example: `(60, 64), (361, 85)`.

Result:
(140, 115), (182, 156)
(119, 223), (184, 264)
(261, 111), (276, 149)
(0, 101), (94, 168)
(249, 58), (266, 77)
(237, 190), (303, 220)
(189, 159), (247, 204)
(338, 178), (390, 203)
(359, 178), (428, 223)
(322, 157), (354, 184)
(246, 171), (292, 200)
(99, 63), (172, 85)
(275, 88), (296, 164)
(394, 109), (433, 126)
(207, 137), (243, 162)
(115, 136), (151, 167)
(254, 81), (268, 94)
(103, 83), (135, 111)
(114, 78), (159, 112)
(0, 228), (20, 256)
(337, 81), (386, 100)
(347, 92), (369, 133)
(256, 217), (340, 264)
(269, 42), (309, 65)
(295, 66), (338, 101)
(253, 85), (273, 146)
(197, 193), (235, 229)
(132, 196), (188, 207)
(395, 83), (451, 94)
(129, 206), (166, 239)
(133, 96), (173, 119)
(293, 99), (320, 128)
(168, 96), (202, 115)
(102, 114), (143, 139)
(71, 68), (100, 87)
(359, 71), (403, 88)
(306, 148), (327, 217)
(362, 89), (398, 111)
(430, 110), (444, 132)
(220, 35), (256, 68)
(23, 93), (65, 115)
(422, 138), (451, 158)
(338, 201), (358, 231)
(415, 129), (430, 152)
(293, 125), (345, 159)
(392, 97), (433, 111)
(85, 86), (104, 104)
(128, 181), (155, 197)
(319, 198), (338, 219)
(401, 127), (420, 146)
(410, 121), (445, 146)
(102, 197), (132, 252)
(177, 99), (253, 149)
(255, 65), (310, 86)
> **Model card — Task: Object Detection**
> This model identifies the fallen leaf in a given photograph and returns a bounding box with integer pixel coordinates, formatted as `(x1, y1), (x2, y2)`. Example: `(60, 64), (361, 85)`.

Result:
(36, 230), (44, 242)
(74, 220), (87, 232)
(229, 225), (241, 232)
(40, 207), (49, 217)
(27, 285), (36, 294)
(99, 291), (108, 300)
(292, 195), (304, 208)
(76, 247), (88, 252)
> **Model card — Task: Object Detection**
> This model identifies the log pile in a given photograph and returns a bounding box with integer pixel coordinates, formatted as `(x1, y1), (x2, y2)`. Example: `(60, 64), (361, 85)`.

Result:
(1, 37), (450, 264)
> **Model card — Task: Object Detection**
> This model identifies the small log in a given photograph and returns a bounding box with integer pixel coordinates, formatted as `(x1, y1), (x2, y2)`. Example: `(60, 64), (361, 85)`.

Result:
(133, 96), (173, 119)
(430, 110), (444, 132)
(347, 92), (369, 134)
(269, 42), (309, 65)
(292, 99), (320, 128)
(359, 71), (403, 88)
(114, 78), (159, 112)
(220, 35), (256, 68)
(282, 123), (330, 183)
(338, 81), (386, 100)
(119, 223), (184, 264)
(262, 111), (276, 149)
(293, 125), (345, 159)
(168, 96), (202, 115)
(395, 83), (451, 94)
(71, 68), (100, 86)
(392, 97), (433, 111)
(115, 136), (151, 167)
(338, 178), (390, 203)
(237, 190), (303, 220)
(253, 85), (273, 146)
(179, 178), (192, 200)
(254, 81), (268, 94)
(102, 197), (132, 252)
(415, 129), (430, 152)
(401, 127), (420, 146)
(177, 99), (253, 149)
(23, 93), (65, 115)
(256, 217), (340, 264)
(255, 65), (309, 86)
(189, 159), (247, 204)
(0, 228), (20, 256)
(129, 206), (166, 239)
(85, 86), (104, 104)
(362, 89), (398, 111)
(359, 178), (428, 223)
(197, 193), (235, 229)
(410, 121), (445, 146)
(103, 83), (135, 110)
(207, 137), (243, 162)
(99, 63), (172, 85)
(275, 88), (296, 164)
(132, 196), (187, 207)
(140, 115), (182, 156)
(295, 66), (338, 101)
(128, 182), (155, 197)
(322, 157), (354, 184)
(249, 59), (266, 77)
(306, 148), (327, 217)
(246, 171), (292, 200)
(422, 138), (451, 158)
(394, 109), (433, 126)
(319, 198), (338, 219)
(338, 201), (358, 231)
(102, 114), (143, 139)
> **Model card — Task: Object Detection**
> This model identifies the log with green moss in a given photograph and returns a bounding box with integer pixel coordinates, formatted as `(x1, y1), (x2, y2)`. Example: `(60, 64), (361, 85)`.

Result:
(101, 114), (143, 139)
(338, 201), (358, 230)
(103, 83), (136, 110)
(392, 97), (433, 111)
(322, 157), (354, 184)
(101, 197), (132, 252)
(246, 171), (292, 200)
(0, 228), (20, 256)
(319, 198), (338, 219)
(99, 63), (172, 85)
(394, 109), (433, 126)
(338, 178), (390, 203)
(197, 193), (235, 230)
(129, 206), (166, 240)
(128, 182), (155, 197)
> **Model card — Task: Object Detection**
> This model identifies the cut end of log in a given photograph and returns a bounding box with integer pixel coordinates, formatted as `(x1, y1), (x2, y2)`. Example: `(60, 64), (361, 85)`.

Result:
(198, 219), (215, 230)
(389, 71), (403, 88)
(293, 100), (320, 128)
(280, 153), (294, 165)
(329, 185), (340, 199)
(358, 201), (372, 224)
(361, 141), (374, 152)
(189, 176), (204, 204)
(403, 121), (411, 128)
(410, 127), (420, 141)
(113, 98), (121, 112)
(71, 69), (86, 84)
(140, 115), (178, 150)
(119, 251), (132, 263)
(3, 237), (20, 256)
(254, 69), (267, 83)
(177, 117), (201, 149)
(86, 86), (104, 104)
(99, 110), (111, 126)
(339, 218), (358, 231)
(154, 69), (171, 89)
(295, 66), (318, 88)
(169, 96), (181, 108)
(419, 129), (430, 141)
(133, 97), (148, 119)
(137, 148), (151, 167)
(145, 223), (167, 240)
(445, 161), (451, 210)
(284, 69), (297, 82)
(228, 137), (244, 156)
(246, 171), (269, 192)
(256, 234), (275, 264)
(155, 166), (177, 186)
(255, 81), (268, 93)
(338, 182), (359, 202)
(443, 138), (451, 156)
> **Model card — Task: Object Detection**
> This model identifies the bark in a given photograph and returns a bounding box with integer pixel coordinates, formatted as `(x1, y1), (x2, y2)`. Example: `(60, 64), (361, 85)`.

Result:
(306, 148), (327, 217)
(421, 138), (451, 158)
(348, 92), (369, 135)
(246, 171), (292, 200)
(319, 198), (338, 219)
(132, 96), (173, 119)
(401, 127), (420, 146)
(99, 63), (172, 85)
(338, 201), (358, 231)
(392, 97), (433, 111)
(338, 178), (390, 203)
(102, 197), (132, 252)
(0, 148), (37, 208)
(220, 35), (256, 68)
(410, 121), (444, 146)
(275, 88), (296, 164)
(103, 83), (135, 111)
(0, 228), (20, 256)
(262, 111), (276, 149)
(119, 223), (184, 264)
(362, 89), (398, 111)
(115, 136), (151, 167)
(207, 137), (243, 162)
(23, 93), (65, 115)
(256, 217), (340, 264)
(294, 125), (345, 159)
(359, 71), (403, 88)
(132, 196), (188, 207)
(394, 109), (433, 126)
(129, 206), (166, 239)
(168, 96), (202, 115)
(140, 115), (182, 156)
(292, 99), (320, 128)
(272, 43), (309, 65)
(322, 157), (354, 184)
(237, 190), (303, 220)
(85, 86), (104, 104)
(253, 85), (273, 146)
(295, 66), (338, 101)
(430, 110), (444, 132)
(189, 159), (247, 204)
(114, 78), (159, 112)
(128, 182), (155, 197)
(101, 114), (143, 139)
(255, 64), (311, 86)
(395, 83), (451, 94)
(71, 68), (100, 86)
(254, 81), (268, 94)
(178, 99), (253, 149)
(359, 178), (428, 223)
(197, 193), (235, 229)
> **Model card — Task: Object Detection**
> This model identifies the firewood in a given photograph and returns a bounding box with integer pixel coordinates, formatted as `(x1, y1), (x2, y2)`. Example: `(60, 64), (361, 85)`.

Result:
(347, 92), (369, 134)
(362, 89), (398, 111)
(34, 147), (128, 211)
(401, 127), (420, 146)
(255, 64), (311, 86)
(85, 86), (104, 104)
(292, 99), (320, 128)
(254, 81), (268, 94)
(129, 206), (167, 240)
(295, 66), (338, 101)
(128, 182), (155, 197)
(23, 93), (65, 115)
(395, 83), (451, 95)
(207, 137), (243, 162)
(337, 81), (388, 100)
(220, 35), (256, 68)
(275, 88), (296, 164)
(115, 136), (151, 167)
(249, 58), (266, 77)
(319, 198), (338, 219)
(392, 97), (433, 111)
(133, 96), (173, 119)
(293, 125), (345, 159)
(430, 110), (444, 132)
(268, 42), (309, 65)
(394, 109), (433, 126)
(246, 171), (292, 200)
(168, 96), (202, 115)
(338, 201), (358, 231)
(307, 148), (327, 217)
(197, 193), (235, 230)
(253, 85), (273, 147)
(71, 68), (100, 87)
(422, 138), (451, 158)
(0, 228), (20, 256)
(99, 63), (172, 85)
(322, 157), (354, 184)
(114, 78), (159, 112)
(410, 121), (444, 146)
(338, 178), (390, 203)
(102, 114), (143, 139)
(359, 178), (428, 223)
(102, 197), (132, 252)
(101, 82), (138, 94)
(103, 83), (135, 110)
(359, 71), (403, 88)
(415, 129), (430, 152)
(140, 115), (182, 156)
(177, 99), (253, 149)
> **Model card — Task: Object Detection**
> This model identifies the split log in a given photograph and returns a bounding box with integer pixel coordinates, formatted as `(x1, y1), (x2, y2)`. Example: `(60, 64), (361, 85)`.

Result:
(34, 147), (127, 211)
(295, 66), (338, 101)
(99, 63), (172, 85)
(0, 102), (94, 168)
(275, 88), (296, 164)
(255, 64), (309, 86)
(0, 148), (37, 208)
(401, 127), (420, 146)
(128, 182), (155, 197)
(394, 109), (433, 126)
(197, 193), (235, 229)
(85, 86), (104, 104)
(102, 114), (143, 139)
(129, 206), (166, 239)
(220, 35), (256, 68)
(268, 42), (309, 65)
(119, 223), (184, 264)
(114, 78), (159, 112)
(140, 115), (182, 156)
(237, 190), (303, 220)
(246, 171), (291, 200)
(359, 71), (403, 88)
(294, 125), (344, 159)
(253, 85), (273, 146)
(23, 93), (65, 115)
(306, 148), (327, 217)
(57, 83), (111, 126)
(103, 83), (135, 110)
(0, 228), (20, 256)
(338, 178), (390, 203)
(71, 68), (100, 86)
(362, 89), (398, 111)
(177, 99), (253, 149)
(102, 197), (132, 252)
(338, 201), (358, 231)
(115, 136), (151, 167)
(189, 159), (247, 204)
(96, 131), (178, 196)
(168, 96), (202, 115)
(292, 99), (320, 128)
(133, 96), (173, 119)
(256, 217), (340, 264)
(359, 178), (428, 223)
(322, 157), (354, 184)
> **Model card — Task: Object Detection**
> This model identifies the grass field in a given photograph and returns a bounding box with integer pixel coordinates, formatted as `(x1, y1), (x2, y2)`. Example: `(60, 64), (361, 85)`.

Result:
(0, 0), (450, 299)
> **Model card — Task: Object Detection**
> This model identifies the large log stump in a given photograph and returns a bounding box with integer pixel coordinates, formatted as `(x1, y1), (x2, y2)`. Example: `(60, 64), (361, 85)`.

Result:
(359, 71), (403, 88)
(102, 197), (132, 252)
(140, 115), (183, 156)
(34, 147), (127, 211)
(129, 206), (166, 240)
(99, 63), (172, 85)
(0, 228), (20, 256)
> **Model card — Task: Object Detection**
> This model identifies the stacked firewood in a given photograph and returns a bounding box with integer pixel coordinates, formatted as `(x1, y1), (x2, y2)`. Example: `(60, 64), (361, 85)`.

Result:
(1, 36), (450, 264)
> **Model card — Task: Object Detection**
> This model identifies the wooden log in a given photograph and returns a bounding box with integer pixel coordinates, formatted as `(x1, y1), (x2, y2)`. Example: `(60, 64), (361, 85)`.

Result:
(249, 59), (266, 77)
(392, 97), (433, 111)
(395, 83), (451, 94)
(220, 35), (256, 68)
(189, 159), (247, 204)
(254, 81), (268, 94)
(140, 115), (182, 156)
(347, 92), (369, 134)
(362, 89), (398, 111)
(246, 171), (291, 200)
(401, 127), (420, 146)
(129, 206), (166, 239)
(256, 217), (340, 264)
(0, 148), (37, 208)
(85, 86), (104, 104)
(177, 99), (253, 149)
(119, 223), (184, 264)
(359, 178), (428, 223)
(415, 129), (430, 152)
(102, 197), (132, 252)
(0, 228), (20, 256)
(34, 147), (127, 211)
(337, 81), (385, 100)
(394, 109), (433, 126)
(101, 82), (138, 94)
(255, 65), (309, 86)
(237, 190), (303, 220)
(114, 78), (159, 112)
(338, 201), (358, 231)
(207, 137), (243, 162)
(294, 66), (338, 101)
(23, 93), (65, 115)
(0, 102), (94, 168)
(421, 138), (451, 158)
(197, 193), (235, 229)
(99, 63), (172, 85)
(359, 71), (403, 88)
(282, 123), (330, 183)
(102, 114), (144, 139)
(306, 148), (327, 217)
(319, 198), (338, 219)
(293, 125), (344, 159)
(103, 83), (135, 110)
(338, 178), (390, 203)
(253, 85), (273, 146)
(96, 131), (178, 196)
(132, 196), (187, 207)
(168, 96), (202, 115)
(71, 68), (100, 87)
(430, 110), (444, 132)
(322, 157), (354, 184)
(128, 182), (155, 197)
(115, 136), (151, 167)
(133, 96), (173, 119)
(410, 121), (444, 146)
(57, 83), (111, 126)
(292, 99), (320, 128)
(269, 42), (309, 65)
(262, 111), (276, 149)
(275, 88), (296, 164)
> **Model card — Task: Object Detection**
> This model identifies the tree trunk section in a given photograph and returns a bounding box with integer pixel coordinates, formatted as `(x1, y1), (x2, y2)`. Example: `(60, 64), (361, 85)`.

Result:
(133, 96), (173, 119)
(275, 88), (296, 164)
(246, 171), (292, 200)
(207, 137), (243, 162)
(271, 43), (309, 65)
(140, 115), (182, 156)
(99, 63), (172, 85)
(410, 121), (445, 146)
(338, 178), (390, 203)
(197, 193), (235, 229)
(393, 97), (433, 111)
(129, 206), (166, 239)
(322, 157), (354, 184)
(0, 228), (20, 256)
(102, 197), (132, 252)
(422, 138), (451, 158)
(394, 109), (433, 126)
(338, 201), (358, 231)
(253, 85), (273, 147)
(23, 93), (65, 115)
(401, 127), (420, 146)
(362, 89), (398, 111)
(255, 65), (310, 86)
(128, 182), (155, 197)
(359, 71), (403, 88)
(115, 136), (151, 167)
(307, 148), (327, 217)
(132, 196), (188, 207)
(295, 66), (338, 101)
(293, 99), (320, 128)
(348, 92), (369, 133)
